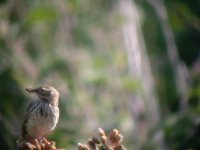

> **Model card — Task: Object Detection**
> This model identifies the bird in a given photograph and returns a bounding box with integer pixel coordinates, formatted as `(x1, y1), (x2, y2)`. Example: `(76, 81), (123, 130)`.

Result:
(21, 85), (60, 143)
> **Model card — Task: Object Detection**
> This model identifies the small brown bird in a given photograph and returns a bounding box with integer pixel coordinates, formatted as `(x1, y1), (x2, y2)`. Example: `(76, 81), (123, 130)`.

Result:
(22, 85), (60, 142)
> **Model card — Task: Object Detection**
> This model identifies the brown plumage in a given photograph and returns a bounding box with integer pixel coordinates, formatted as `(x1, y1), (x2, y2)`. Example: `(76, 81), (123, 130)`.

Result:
(22, 85), (60, 141)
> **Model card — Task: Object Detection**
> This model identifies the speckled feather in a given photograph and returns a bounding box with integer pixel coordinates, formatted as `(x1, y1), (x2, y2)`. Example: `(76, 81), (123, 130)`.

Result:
(22, 100), (59, 139)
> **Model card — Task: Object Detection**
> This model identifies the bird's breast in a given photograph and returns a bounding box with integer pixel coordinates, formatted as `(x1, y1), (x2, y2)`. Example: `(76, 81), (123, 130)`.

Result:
(26, 101), (59, 138)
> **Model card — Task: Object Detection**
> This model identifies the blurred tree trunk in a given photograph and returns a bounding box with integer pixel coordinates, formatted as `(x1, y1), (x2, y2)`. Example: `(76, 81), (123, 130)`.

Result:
(147, 0), (189, 111)
(118, 0), (163, 148)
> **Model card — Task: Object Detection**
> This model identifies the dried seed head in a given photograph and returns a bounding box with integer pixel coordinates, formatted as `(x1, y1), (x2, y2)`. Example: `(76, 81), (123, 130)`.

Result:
(91, 137), (100, 145)
(88, 138), (96, 149)
(45, 143), (57, 150)
(77, 143), (90, 150)
(40, 143), (45, 149)
(83, 145), (90, 150)
(50, 141), (56, 147)
(76, 128), (127, 150)
(109, 134), (123, 146)
(23, 142), (36, 150)
(109, 129), (119, 139)
(113, 145), (127, 150)
(98, 128), (106, 137)
(77, 143), (84, 150)
(100, 135), (107, 145)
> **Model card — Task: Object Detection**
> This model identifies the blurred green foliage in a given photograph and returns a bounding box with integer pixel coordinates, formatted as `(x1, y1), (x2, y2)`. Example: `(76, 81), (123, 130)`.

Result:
(0, 0), (199, 149)
(137, 0), (200, 149)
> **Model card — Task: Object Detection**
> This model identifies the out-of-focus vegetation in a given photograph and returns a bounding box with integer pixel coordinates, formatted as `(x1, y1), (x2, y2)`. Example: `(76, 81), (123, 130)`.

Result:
(0, 0), (199, 149)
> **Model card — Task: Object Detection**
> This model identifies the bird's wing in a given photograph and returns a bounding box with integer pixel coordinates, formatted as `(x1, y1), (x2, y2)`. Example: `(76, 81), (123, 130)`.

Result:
(21, 114), (29, 138)
(21, 101), (37, 138)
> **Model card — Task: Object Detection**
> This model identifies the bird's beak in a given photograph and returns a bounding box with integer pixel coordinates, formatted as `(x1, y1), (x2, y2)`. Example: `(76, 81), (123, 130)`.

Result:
(25, 88), (38, 94)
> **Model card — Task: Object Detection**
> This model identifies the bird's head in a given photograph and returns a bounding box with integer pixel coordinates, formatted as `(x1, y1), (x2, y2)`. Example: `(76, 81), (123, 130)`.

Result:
(25, 85), (59, 105)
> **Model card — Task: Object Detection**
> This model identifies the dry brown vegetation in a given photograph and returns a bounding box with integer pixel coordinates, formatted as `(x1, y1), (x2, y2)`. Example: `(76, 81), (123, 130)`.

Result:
(16, 128), (127, 150)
